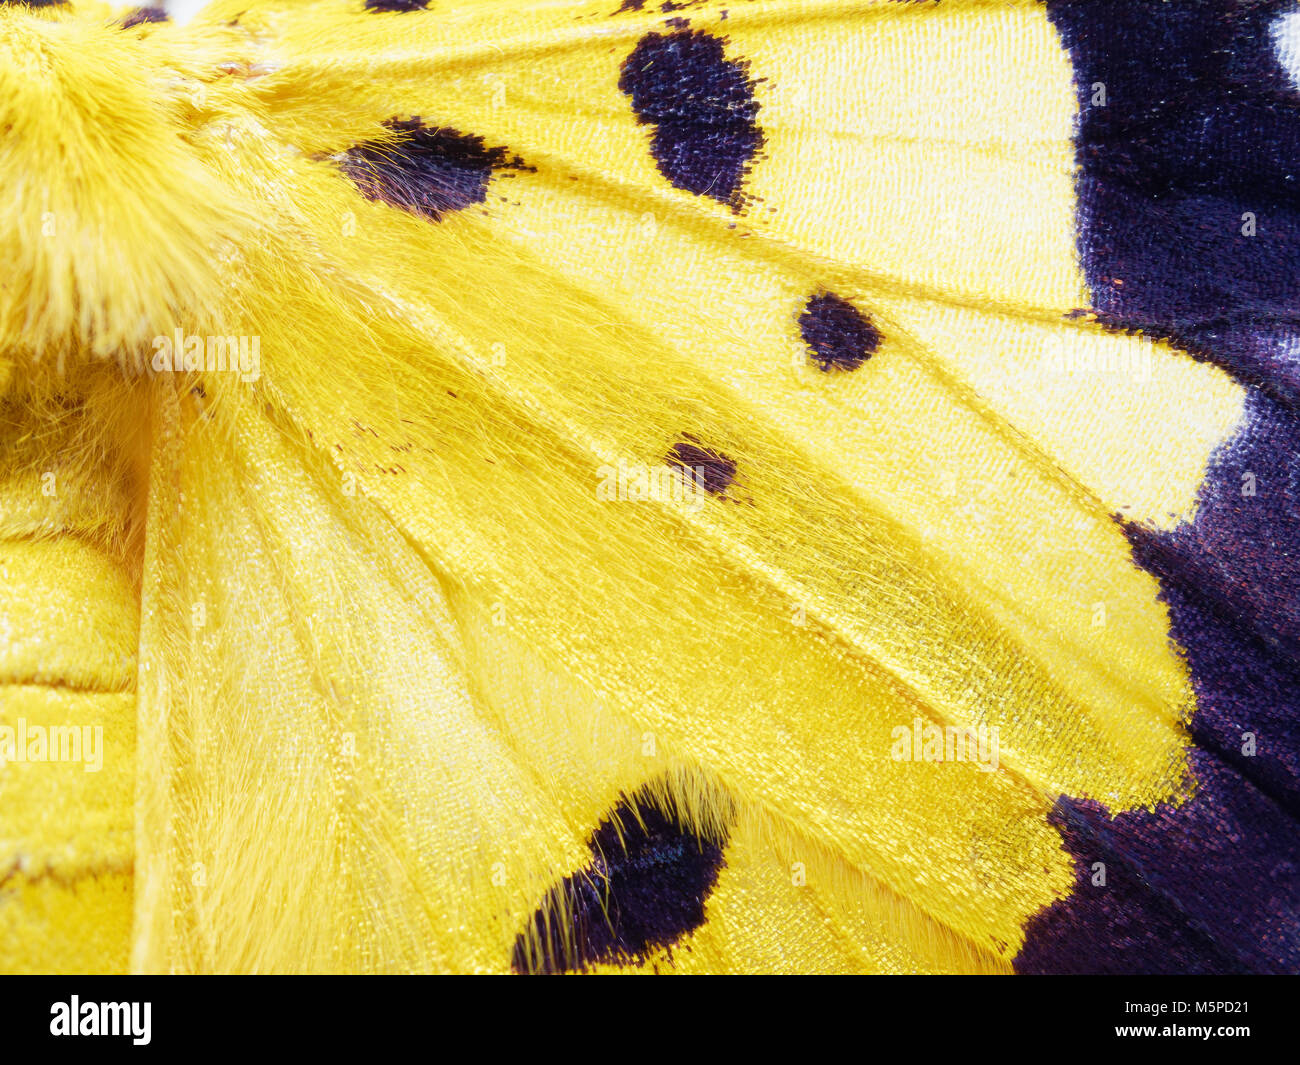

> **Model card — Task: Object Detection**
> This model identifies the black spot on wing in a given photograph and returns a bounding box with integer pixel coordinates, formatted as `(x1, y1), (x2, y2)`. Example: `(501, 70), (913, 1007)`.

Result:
(611, 0), (743, 14)
(800, 293), (882, 371)
(339, 120), (531, 222)
(512, 789), (728, 974)
(618, 30), (762, 210)
(364, 0), (429, 11)
(668, 435), (736, 495)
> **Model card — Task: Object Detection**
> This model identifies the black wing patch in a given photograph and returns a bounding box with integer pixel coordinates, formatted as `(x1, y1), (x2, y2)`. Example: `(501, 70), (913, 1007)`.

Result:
(364, 0), (430, 13)
(339, 120), (531, 222)
(512, 786), (728, 974)
(799, 293), (882, 372)
(619, 30), (762, 210)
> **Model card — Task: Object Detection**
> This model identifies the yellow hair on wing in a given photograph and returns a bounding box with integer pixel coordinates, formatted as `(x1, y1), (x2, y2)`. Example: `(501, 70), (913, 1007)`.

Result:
(0, 0), (1251, 975)
(0, 8), (259, 365)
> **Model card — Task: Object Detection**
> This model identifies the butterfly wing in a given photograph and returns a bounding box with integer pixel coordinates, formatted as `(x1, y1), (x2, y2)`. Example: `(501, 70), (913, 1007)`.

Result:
(3, 0), (1296, 973)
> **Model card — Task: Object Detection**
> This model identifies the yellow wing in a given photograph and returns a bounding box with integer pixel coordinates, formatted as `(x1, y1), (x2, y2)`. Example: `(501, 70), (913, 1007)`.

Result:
(0, 0), (1264, 974)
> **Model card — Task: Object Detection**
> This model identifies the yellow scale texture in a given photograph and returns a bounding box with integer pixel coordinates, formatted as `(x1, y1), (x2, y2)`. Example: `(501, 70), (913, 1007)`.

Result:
(0, 0), (1246, 973)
